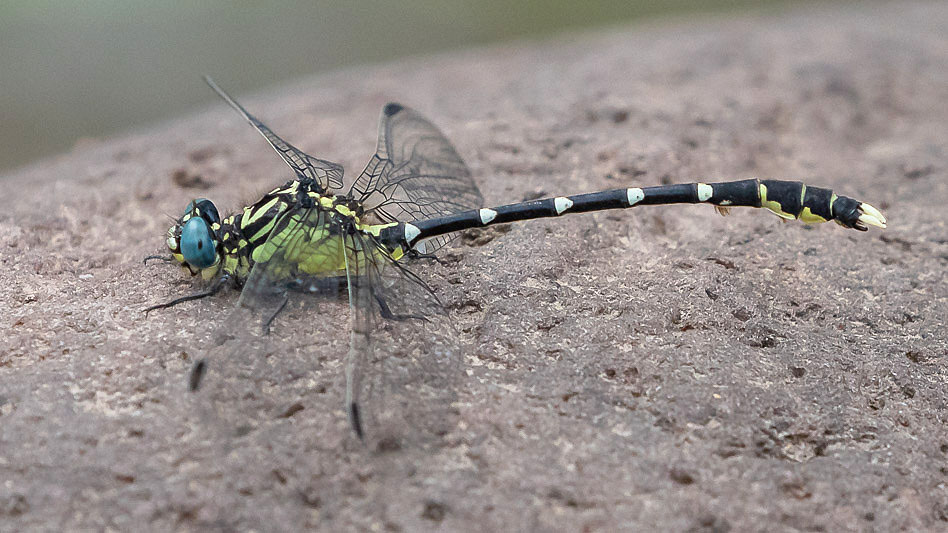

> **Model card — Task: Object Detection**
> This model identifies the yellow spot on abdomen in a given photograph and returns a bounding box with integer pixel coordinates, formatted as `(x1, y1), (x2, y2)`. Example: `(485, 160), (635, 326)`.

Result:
(799, 207), (827, 224)
(759, 183), (795, 220)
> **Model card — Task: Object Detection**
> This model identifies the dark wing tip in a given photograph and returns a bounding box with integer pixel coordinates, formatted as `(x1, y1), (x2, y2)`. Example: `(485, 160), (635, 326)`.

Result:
(383, 103), (404, 117)
(349, 402), (365, 441)
(189, 359), (208, 391)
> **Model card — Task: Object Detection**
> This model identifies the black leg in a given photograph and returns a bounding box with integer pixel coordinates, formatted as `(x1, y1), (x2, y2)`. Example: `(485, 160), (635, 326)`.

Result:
(144, 275), (230, 315)
(374, 292), (428, 322)
(262, 295), (289, 336)
(143, 254), (175, 265)
(406, 249), (447, 266)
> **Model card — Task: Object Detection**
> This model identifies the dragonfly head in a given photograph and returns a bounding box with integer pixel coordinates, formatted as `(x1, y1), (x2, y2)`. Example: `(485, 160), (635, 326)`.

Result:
(166, 198), (222, 277)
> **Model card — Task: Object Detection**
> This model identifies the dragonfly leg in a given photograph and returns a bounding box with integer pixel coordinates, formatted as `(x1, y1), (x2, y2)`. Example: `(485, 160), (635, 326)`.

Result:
(144, 274), (231, 315)
(261, 295), (289, 336)
(375, 292), (428, 322)
(406, 249), (448, 266)
(143, 254), (174, 265)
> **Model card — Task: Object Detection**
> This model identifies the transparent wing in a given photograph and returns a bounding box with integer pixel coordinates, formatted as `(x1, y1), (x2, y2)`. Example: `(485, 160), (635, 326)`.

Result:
(341, 232), (375, 442)
(348, 103), (484, 254)
(345, 231), (462, 449)
(237, 205), (347, 314)
(236, 203), (460, 446)
(205, 76), (344, 193)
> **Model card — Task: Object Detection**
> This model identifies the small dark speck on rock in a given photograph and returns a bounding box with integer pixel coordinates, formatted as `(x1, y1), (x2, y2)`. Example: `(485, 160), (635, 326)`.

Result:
(790, 366), (806, 378)
(171, 168), (213, 190)
(421, 500), (447, 522)
(688, 514), (731, 533)
(618, 165), (647, 177)
(299, 487), (321, 508)
(669, 467), (696, 485)
(376, 436), (401, 453)
(902, 163), (934, 180)
(748, 334), (777, 348)
(2, 494), (29, 516)
(188, 146), (225, 163)
(937, 504), (948, 523)
(732, 308), (752, 321)
(654, 415), (675, 430)
(277, 401), (305, 418)
(707, 256), (737, 270)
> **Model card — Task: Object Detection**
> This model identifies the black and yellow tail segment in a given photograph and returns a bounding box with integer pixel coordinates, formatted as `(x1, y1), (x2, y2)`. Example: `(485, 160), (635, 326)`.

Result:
(380, 178), (886, 251)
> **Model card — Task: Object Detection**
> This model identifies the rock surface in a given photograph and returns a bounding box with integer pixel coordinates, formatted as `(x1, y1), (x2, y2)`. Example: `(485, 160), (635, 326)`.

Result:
(2, 2), (946, 531)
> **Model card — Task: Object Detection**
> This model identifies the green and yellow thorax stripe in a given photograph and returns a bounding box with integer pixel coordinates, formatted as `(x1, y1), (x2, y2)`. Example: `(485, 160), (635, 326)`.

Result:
(166, 178), (405, 284)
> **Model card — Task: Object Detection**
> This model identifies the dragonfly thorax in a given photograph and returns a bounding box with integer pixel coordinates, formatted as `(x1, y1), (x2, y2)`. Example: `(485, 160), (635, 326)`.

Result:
(165, 178), (405, 285)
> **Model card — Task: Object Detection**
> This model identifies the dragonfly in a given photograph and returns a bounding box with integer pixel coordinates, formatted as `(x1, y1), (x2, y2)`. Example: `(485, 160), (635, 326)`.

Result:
(147, 77), (887, 442)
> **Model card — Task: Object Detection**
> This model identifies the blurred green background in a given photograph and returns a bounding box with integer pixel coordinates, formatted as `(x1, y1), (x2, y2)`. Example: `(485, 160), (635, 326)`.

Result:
(1, 0), (815, 173)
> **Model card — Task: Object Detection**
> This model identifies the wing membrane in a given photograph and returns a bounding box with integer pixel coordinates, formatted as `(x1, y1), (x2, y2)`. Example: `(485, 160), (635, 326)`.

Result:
(349, 103), (484, 253)
(346, 231), (461, 448)
(238, 203), (460, 446)
(205, 76), (344, 193)
(238, 206), (347, 312)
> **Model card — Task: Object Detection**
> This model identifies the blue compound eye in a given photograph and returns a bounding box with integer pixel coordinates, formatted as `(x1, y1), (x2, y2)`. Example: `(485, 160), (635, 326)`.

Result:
(180, 217), (217, 268)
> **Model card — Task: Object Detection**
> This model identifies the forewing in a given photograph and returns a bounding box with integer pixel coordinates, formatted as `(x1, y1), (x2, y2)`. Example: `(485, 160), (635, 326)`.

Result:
(205, 76), (344, 193)
(348, 103), (484, 254)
